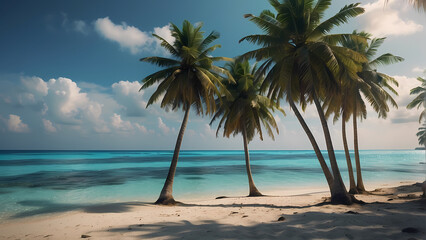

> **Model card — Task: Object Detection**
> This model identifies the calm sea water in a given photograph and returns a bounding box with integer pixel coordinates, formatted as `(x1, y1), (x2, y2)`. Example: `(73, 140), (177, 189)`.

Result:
(0, 150), (424, 220)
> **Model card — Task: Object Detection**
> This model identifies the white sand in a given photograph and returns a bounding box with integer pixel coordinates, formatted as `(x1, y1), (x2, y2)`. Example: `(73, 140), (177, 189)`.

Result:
(0, 181), (425, 240)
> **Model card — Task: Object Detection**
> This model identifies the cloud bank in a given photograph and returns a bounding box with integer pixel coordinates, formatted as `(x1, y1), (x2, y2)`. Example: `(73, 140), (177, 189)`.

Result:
(360, 0), (423, 37)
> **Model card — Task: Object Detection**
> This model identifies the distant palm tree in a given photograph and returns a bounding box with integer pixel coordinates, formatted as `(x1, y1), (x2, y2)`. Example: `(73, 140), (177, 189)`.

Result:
(417, 123), (426, 146)
(241, 0), (366, 204)
(211, 59), (283, 196)
(325, 31), (402, 193)
(407, 77), (426, 123)
(140, 20), (232, 205)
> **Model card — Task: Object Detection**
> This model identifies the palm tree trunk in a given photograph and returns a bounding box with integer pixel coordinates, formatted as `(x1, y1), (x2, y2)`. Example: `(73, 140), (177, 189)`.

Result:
(155, 106), (191, 205)
(353, 107), (366, 193)
(312, 93), (352, 205)
(342, 119), (358, 194)
(242, 125), (263, 196)
(287, 93), (333, 191)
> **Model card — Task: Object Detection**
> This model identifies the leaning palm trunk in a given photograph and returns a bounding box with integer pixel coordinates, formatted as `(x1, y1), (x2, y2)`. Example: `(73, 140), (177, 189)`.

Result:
(342, 119), (358, 194)
(313, 93), (352, 205)
(288, 89), (333, 191)
(242, 125), (263, 196)
(155, 106), (191, 205)
(353, 106), (366, 193)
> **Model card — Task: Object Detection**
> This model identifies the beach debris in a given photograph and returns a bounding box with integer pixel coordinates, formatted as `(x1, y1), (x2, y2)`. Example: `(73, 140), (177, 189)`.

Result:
(277, 216), (286, 221)
(387, 198), (393, 201)
(293, 212), (298, 214)
(43, 235), (52, 238)
(401, 227), (420, 233)
(81, 235), (91, 238)
(345, 211), (359, 214)
(216, 196), (227, 199)
(242, 215), (248, 218)
(230, 211), (239, 214)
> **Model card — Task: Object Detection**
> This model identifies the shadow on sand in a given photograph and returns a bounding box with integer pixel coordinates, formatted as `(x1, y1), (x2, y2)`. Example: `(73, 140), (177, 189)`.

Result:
(92, 199), (426, 240)
(10, 200), (151, 219)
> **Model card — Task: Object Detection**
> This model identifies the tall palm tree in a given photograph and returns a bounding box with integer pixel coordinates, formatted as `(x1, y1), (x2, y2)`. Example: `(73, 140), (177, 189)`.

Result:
(325, 32), (402, 193)
(349, 32), (401, 193)
(241, 0), (366, 204)
(407, 77), (426, 123)
(324, 86), (359, 194)
(211, 59), (283, 196)
(417, 123), (426, 147)
(140, 20), (232, 205)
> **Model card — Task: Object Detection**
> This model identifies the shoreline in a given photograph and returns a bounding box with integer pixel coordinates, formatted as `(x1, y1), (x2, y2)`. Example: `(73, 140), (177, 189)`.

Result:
(0, 180), (425, 239)
(142, 178), (425, 203)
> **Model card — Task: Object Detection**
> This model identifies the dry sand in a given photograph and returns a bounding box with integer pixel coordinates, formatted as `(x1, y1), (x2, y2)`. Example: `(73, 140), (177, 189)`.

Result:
(0, 181), (425, 240)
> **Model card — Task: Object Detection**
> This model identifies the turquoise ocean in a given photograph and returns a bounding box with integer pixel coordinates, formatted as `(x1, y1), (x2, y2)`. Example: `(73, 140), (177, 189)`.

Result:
(0, 150), (425, 220)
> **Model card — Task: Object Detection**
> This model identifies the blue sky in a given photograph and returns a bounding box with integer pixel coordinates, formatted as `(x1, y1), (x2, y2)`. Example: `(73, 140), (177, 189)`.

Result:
(0, 0), (425, 150)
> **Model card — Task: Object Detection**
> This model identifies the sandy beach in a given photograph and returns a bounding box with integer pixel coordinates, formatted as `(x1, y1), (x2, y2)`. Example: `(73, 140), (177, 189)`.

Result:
(0, 181), (424, 240)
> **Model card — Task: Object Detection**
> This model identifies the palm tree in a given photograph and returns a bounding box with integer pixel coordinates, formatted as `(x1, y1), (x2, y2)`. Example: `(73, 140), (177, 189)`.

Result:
(241, 0), (366, 204)
(411, 0), (426, 10)
(325, 32), (402, 193)
(407, 77), (426, 123)
(350, 32), (401, 193)
(140, 20), (232, 205)
(324, 87), (359, 194)
(211, 59), (283, 196)
(417, 123), (426, 146)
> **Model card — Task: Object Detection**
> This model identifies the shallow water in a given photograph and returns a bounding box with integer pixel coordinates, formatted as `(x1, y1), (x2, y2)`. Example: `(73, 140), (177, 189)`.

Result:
(0, 150), (424, 220)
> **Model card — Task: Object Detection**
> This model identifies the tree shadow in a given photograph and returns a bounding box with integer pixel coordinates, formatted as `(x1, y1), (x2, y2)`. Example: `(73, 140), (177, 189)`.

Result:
(91, 199), (426, 240)
(9, 199), (151, 219)
(369, 182), (423, 196)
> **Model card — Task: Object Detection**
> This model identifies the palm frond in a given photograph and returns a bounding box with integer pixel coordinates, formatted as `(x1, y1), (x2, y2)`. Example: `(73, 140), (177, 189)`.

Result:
(369, 53), (404, 68)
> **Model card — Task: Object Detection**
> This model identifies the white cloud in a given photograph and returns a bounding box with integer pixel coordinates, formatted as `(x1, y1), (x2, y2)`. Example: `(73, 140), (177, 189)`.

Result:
(412, 67), (426, 74)
(78, 82), (107, 92)
(21, 76), (48, 97)
(73, 20), (88, 35)
(158, 117), (170, 134)
(134, 123), (148, 133)
(111, 113), (134, 131)
(110, 113), (148, 134)
(17, 76), (48, 107)
(6, 114), (29, 133)
(152, 24), (175, 54)
(94, 17), (173, 55)
(94, 17), (153, 54)
(360, 0), (423, 37)
(202, 124), (216, 137)
(112, 81), (147, 116)
(45, 77), (94, 125)
(153, 25), (174, 44)
(42, 119), (57, 132)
